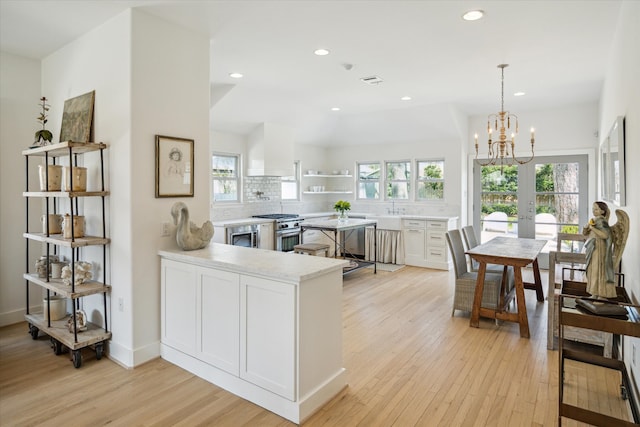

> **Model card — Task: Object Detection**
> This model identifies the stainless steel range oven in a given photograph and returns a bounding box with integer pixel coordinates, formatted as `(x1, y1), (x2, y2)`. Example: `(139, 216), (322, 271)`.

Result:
(252, 214), (302, 252)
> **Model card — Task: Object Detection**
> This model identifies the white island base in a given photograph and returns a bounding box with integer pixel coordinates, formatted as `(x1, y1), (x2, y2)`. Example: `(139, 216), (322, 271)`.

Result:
(159, 245), (349, 424)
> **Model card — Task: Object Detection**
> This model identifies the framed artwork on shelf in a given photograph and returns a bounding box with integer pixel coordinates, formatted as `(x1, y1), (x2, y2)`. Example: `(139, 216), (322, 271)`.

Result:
(155, 135), (194, 198)
(59, 90), (95, 143)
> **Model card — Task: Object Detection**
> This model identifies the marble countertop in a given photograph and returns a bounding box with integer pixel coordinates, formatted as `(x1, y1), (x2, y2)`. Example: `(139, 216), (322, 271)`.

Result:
(302, 218), (377, 231)
(211, 212), (457, 228)
(159, 243), (349, 283)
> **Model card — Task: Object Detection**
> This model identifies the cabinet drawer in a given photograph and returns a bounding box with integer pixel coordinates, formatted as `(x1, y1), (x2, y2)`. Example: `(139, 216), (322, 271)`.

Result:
(427, 247), (447, 262)
(427, 221), (446, 230)
(403, 219), (426, 229)
(427, 231), (446, 247)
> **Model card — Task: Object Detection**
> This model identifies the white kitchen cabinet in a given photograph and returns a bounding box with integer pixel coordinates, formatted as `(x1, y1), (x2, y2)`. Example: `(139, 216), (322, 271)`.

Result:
(199, 268), (240, 375)
(258, 221), (274, 250)
(159, 246), (347, 424)
(161, 259), (198, 354)
(240, 275), (295, 400)
(403, 220), (426, 266)
(403, 217), (456, 270)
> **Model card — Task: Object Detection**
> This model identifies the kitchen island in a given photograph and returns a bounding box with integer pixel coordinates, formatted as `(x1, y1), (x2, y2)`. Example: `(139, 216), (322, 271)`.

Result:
(301, 218), (378, 274)
(159, 244), (349, 424)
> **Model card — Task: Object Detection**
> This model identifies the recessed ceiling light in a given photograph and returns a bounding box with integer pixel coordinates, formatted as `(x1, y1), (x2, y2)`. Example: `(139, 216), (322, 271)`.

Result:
(514, 91), (526, 97)
(314, 48), (330, 56)
(462, 10), (484, 21)
(229, 72), (243, 79)
(331, 107), (341, 111)
(401, 96), (412, 101)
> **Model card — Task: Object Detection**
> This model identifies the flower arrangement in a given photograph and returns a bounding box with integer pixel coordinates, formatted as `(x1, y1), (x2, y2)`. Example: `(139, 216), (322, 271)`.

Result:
(334, 200), (351, 214)
(34, 96), (53, 145)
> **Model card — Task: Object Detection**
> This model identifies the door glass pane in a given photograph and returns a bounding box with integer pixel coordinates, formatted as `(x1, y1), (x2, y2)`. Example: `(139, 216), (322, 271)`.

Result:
(534, 162), (580, 245)
(480, 165), (518, 242)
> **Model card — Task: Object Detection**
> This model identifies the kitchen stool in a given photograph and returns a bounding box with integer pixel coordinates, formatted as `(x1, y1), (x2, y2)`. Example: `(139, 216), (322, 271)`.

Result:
(293, 243), (329, 257)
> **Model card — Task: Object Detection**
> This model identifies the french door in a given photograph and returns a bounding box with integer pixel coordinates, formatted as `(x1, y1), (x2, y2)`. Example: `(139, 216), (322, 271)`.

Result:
(473, 155), (588, 268)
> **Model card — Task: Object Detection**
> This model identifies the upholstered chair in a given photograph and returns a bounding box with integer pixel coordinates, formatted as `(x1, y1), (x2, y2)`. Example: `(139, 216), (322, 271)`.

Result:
(446, 229), (514, 317)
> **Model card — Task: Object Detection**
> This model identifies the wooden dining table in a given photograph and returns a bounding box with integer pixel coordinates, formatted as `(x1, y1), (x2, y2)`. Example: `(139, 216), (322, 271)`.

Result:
(466, 236), (546, 338)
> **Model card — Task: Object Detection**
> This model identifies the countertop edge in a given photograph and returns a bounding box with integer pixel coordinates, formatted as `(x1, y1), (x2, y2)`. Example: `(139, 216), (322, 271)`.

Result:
(159, 245), (350, 283)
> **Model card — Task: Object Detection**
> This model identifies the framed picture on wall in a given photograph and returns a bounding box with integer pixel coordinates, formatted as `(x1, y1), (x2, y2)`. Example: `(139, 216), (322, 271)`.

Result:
(155, 135), (194, 198)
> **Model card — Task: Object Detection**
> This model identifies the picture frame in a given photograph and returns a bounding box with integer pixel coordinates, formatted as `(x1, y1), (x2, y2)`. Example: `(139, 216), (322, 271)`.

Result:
(155, 135), (194, 198)
(601, 116), (626, 207)
(59, 91), (95, 143)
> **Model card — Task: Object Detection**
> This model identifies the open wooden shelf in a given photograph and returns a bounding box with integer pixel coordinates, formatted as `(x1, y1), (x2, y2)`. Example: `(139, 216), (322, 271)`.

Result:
(25, 313), (111, 351)
(22, 141), (106, 157)
(23, 273), (111, 298)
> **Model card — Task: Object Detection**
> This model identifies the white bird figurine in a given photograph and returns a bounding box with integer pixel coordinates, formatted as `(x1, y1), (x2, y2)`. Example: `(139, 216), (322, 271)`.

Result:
(171, 202), (214, 250)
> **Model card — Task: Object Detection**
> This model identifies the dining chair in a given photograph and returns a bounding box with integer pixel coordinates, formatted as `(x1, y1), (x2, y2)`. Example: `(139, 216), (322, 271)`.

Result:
(461, 225), (505, 275)
(446, 229), (514, 317)
(461, 225), (480, 270)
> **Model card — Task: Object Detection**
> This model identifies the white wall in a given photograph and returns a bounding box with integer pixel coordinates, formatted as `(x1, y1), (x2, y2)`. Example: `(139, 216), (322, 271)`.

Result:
(41, 9), (132, 363)
(326, 138), (463, 218)
(37, 9), (210, 367)
(599, 0), (640, 390)
(0, 52), (42, 326)
(129, 9), (210, 366)
(466, 102), (599, 227)
(210, 132), (330, 218)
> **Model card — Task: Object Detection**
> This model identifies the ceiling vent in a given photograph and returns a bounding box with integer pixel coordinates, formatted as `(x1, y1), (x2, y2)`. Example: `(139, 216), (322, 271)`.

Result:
(360, 75), (383, 85)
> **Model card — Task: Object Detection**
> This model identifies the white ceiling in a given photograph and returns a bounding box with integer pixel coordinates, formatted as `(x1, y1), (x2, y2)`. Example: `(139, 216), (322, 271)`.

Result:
(0, 1), (623, 146)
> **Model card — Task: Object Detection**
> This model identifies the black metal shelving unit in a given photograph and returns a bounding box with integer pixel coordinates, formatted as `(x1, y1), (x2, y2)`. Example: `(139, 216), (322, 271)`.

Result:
(23, 141), (111, 368)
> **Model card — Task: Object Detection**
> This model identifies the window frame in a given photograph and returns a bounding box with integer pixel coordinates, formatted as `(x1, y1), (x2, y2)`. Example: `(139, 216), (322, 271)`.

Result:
(385, 160), (411, 200)
(281, 161), (301, 201)
(415, 158), (445, 201)
(212, 152), (241, 203)
(356, 161), (382, 200)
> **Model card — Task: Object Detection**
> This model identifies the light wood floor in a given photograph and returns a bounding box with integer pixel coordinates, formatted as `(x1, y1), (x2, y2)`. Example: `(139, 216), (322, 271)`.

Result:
(0, 266), (633, 426)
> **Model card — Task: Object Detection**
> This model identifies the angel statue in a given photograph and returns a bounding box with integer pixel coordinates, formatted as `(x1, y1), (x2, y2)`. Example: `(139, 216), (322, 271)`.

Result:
(582, 201), (629, 298)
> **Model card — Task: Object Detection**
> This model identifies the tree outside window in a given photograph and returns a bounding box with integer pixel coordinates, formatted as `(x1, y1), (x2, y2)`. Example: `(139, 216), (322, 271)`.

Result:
(417, 160), (444, 200)
(386, 161), (410, 199)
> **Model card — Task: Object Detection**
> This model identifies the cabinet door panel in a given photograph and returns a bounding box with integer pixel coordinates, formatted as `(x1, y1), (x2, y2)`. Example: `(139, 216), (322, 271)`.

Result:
(258, 223), (274, 250)
(161, 259), (197, 354)
(240, 276), (296, 400)
(199, 268), (240, 375)
(404, 228), (426, 260)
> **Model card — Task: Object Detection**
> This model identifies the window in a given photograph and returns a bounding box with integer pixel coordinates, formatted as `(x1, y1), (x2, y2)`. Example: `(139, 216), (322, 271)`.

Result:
(357, 162), (381, 200)
(212, 153), (239, 202)
(416, 159), (444, 200)
(281, 161), (300, 200)
(385, 161), (410, 200)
